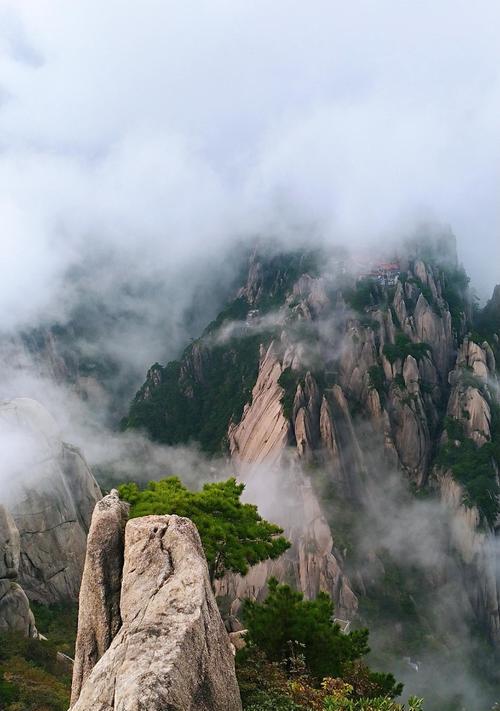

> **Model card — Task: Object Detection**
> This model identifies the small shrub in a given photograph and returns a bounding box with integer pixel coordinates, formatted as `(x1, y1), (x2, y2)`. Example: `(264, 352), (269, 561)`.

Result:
(278, 367), (303, 420)
(383, 333), (430, 365)
(368, 366), (386, 397)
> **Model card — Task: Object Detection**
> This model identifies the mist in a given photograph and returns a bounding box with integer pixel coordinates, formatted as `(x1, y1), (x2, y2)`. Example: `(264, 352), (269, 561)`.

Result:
(1, 1), (499, 346)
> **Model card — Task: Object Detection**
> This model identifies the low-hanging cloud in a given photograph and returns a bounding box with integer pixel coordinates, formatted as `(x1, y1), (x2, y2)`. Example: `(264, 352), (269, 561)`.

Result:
(0, 0), (499, 347)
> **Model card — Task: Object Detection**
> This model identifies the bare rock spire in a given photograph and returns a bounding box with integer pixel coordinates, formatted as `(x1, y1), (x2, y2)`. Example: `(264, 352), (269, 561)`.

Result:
(70, 490), (129, 705)
(71, 499), (241, 711)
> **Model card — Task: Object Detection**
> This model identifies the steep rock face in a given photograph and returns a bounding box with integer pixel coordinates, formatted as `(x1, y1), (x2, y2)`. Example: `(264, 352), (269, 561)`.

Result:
(413, 294), (453, 379)
(0, 398), (101, 602)
(292, 274), (331, 318)
(225, 343), (358, 621)
(338, 324), (378, 402)
(71, 490), (130, 706)
(320, 385), (368, 499)
(217, 468), (357, 622)
(0, 505), (20, 582)
(229, 343), (290, 466)
(447, 339), (494, 446)
(447, 385), (491, 447)
(71, 513), (241, 711)
(436, 338), (500, 643)
(4, 328), (112, 415)
(293, 373), (322, 457)
(438, 472), (500, 644)
(0, 505), (36, 636)
(387, 377), (431, 486)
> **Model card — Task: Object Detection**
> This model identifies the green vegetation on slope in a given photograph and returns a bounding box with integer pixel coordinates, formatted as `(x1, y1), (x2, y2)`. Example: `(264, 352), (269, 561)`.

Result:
(382, 333), (431, 365)
(123, 326), (262, 453)
(436, 409), (500, 527)
(342, 279), (387, 313)
(118, 476), (290, 583)
(368, 365), (386, 400)
(237, 646), (423, 710)
(123, 249), (324, 452)
(243, 579), (400, 693)
(0, 634), (71, 711)
(441, 266), (469, 334)
(251, 250), (322, 312)
(30, 602), (77, 658)
(0, 602), (78, 711)
(237, 578), (422, 710)
(278, 367), (304, 420)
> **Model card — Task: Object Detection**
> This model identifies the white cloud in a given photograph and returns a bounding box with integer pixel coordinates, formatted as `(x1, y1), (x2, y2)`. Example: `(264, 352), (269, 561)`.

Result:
(0, 0), (498, 337)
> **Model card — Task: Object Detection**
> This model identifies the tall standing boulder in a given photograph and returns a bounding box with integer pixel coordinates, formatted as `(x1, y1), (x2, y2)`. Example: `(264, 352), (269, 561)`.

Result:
(71, 512), (242, 711)
(0, 504), (36, 637)
(71, 490), (130, 705)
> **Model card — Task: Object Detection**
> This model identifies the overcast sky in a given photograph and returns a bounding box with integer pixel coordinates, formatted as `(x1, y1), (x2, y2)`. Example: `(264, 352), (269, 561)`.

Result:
(1, 0), (499, 334)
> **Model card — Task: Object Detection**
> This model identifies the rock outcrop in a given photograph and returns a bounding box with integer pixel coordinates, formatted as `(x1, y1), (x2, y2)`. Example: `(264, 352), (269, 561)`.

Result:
(435, 338), (500, 644)
(71, 506), (241, 711)
(229, 343), (290, 466)
(0, 398), (102, 603)
(71, 490), (130, 705)
(226, 341), (358, 621)
(0, 504), (37, 637)
(438, 471), (500, 644)
(217, 469), (358, 622)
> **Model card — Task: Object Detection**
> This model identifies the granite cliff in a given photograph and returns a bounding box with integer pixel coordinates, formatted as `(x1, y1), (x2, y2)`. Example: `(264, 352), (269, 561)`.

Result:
(0, 504), (37, 637)
(0, 398), (101, 604)
(124, 238), (500, 669)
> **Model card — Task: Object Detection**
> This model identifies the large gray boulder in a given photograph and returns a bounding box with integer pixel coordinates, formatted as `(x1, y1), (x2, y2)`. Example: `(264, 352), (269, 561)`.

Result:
(0, 504), (36, 636)
(71, 513), (242, 711)
(71, 490), (130, 705)
(0, 398), (101, 602)
(0, 504), (20, 581)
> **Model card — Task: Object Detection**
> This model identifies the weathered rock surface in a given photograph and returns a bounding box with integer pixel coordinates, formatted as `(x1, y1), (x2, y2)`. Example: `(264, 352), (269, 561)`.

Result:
(413, 294), (453, 379)
(217, 471), (357, 622)
(387, 377), (431, 486)
(0, 580), (37, 636)
(447, 339), (494, 446)
(229, 342), (290, 466)
(0, 504), (36, 636)
(0, 398), (102, 603)
(436, 338), (500, 644)
(0, 504), (20, 581)
(71, 514), (241, 711)
(235, 479), (355, 614)
(71, 490), (130, 706)
(438, 471), (500, 644)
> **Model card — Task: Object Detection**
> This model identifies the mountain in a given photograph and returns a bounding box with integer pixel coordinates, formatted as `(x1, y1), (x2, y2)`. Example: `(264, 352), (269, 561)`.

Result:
(0, 398), (102, 604)
(122, 236), (500, 705)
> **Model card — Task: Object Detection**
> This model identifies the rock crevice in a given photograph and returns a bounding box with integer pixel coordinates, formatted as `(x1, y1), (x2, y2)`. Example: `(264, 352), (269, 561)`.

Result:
(71, 499), (241, 711)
